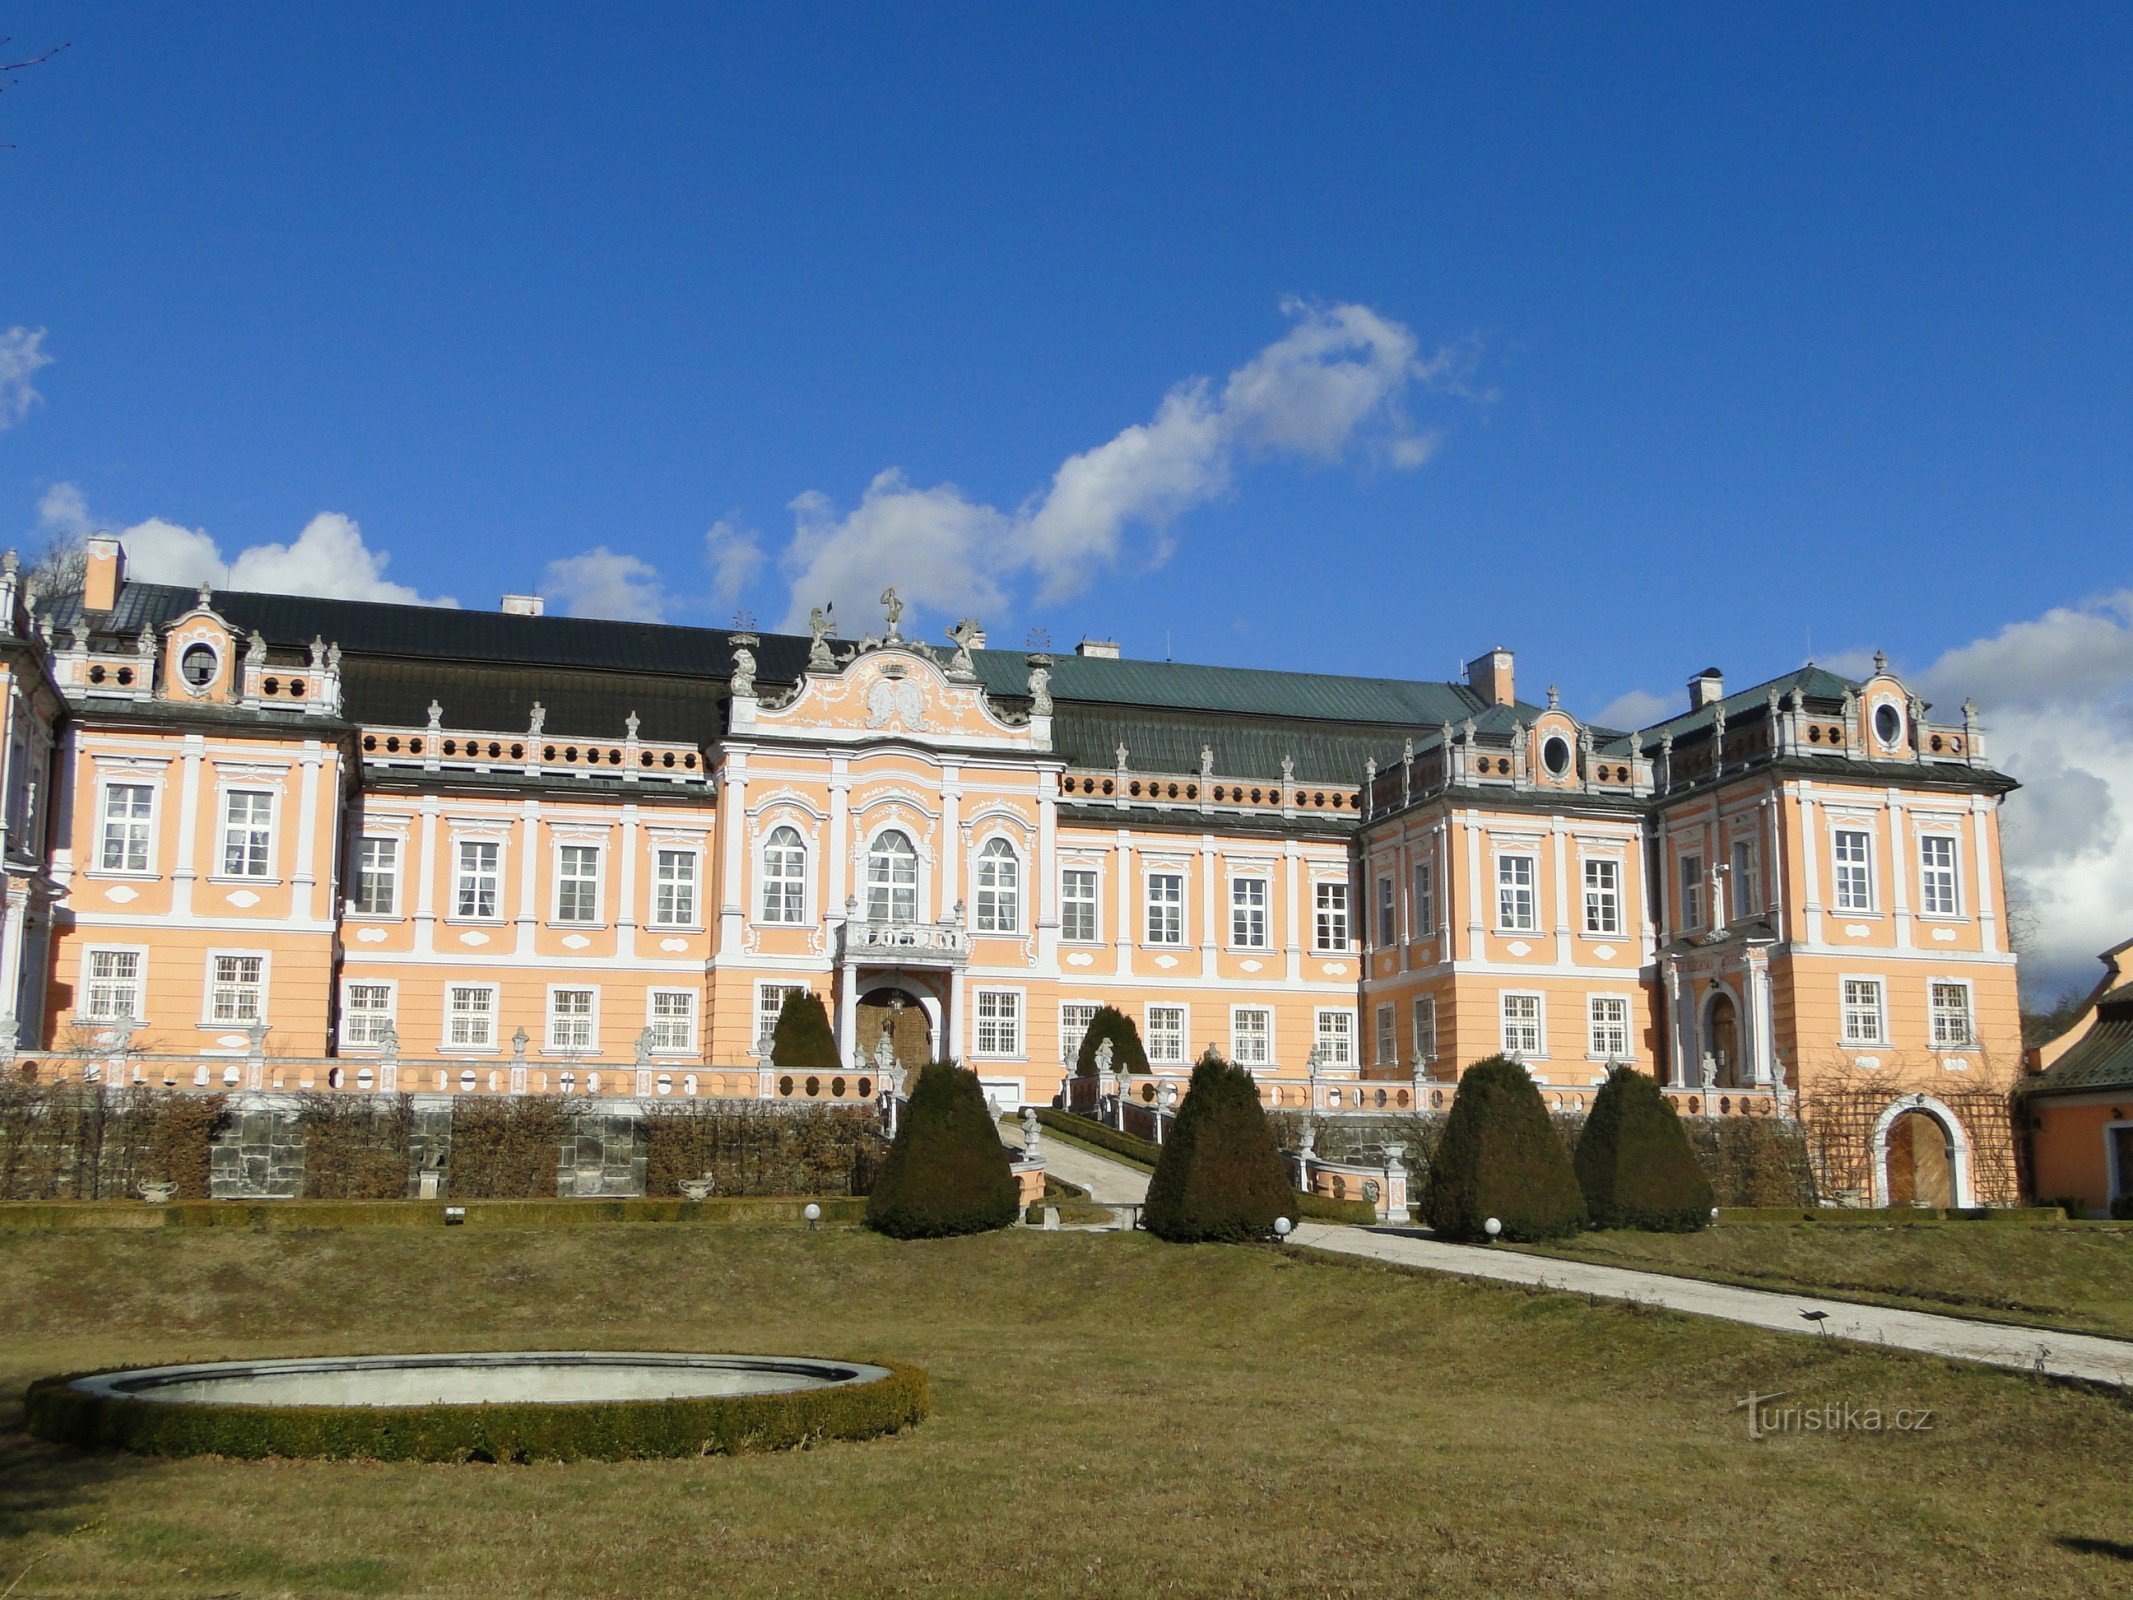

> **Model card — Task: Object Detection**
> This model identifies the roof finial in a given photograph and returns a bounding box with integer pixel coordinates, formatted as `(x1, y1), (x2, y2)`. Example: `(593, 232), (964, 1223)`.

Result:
(1873, 648), (1889, 676)
(1546, 683), (1561, 709)
(196, 580), (213, 609)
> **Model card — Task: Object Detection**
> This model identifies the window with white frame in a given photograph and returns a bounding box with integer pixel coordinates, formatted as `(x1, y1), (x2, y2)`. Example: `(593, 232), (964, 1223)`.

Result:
(759, 828), (806, 923)
(1146, 1004), (1186, 1065)
(654, 848), (699, 926)
(1062, 1001), (1101, 1063)
(1145, 872), (1184, 945)
(975, 990), (1023, 1057)
(1412, 859), (1436, 938)
(82, 949), (143, 1022)
(555, 845), (601, 924)
(352, 837), (398, 915)
(1411, 994), (1437, 1065)
(1376, 877), (1397, 947)
(1930, 980), (1973, 1049)
(454, 839), (501, 919)
(1314, 1008), (1355, 1068)
(1374, 1002), (1397, 1066)
(1231, 1006), (1272, 1067)
(208, 954), (265, 1023)
(1582, 858), (1622, 936)
(647, 989), (696, 1054)
(1230, 876), (1268, 948)
(755, 982), (805, 1054)
(1919, 835), (1961, 917)
(446, 984), (497, 1049)
(974, 838), (1021, 932)
(1497, 854), (1537, 931)
(1500, 993), (1542, 1058)
(865, 830), (918, 923)
(1679, 853), (1705, 929)
(1841, 978), (1885, 1045)
(1313, 880), (1350, 951)
(98, 783), (153, 873)
(1588, 995), (1631, 1060)
(548, 987), (596, 1052)
(1832, 829), (1873, 912)
(342, 982), (394, 1048)
(220, 791), (274, 878)
(1060, 868), (1099, 942)
(1731, 838), (1762, 917)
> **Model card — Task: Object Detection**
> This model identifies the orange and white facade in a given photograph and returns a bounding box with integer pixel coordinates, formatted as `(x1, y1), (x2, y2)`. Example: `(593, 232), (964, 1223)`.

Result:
(0, 538), (2028, 1203)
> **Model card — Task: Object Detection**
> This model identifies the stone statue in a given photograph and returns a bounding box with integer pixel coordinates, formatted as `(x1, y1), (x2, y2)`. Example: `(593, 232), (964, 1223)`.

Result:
(309, 636), (327, 672)
(946, 618), (982, 678)
(134, 624), (155, 660)
(1094, 1038), (1114, 1076)
(634, 1026), (655, 1068)
(625, 710), (640, 740)
(1027, 652), (1053, 714)
(1200, 744), (1214, 780)
(873, 1023), (898, 1072)
(1699, 1052), (1718, 1090)
(1021, 1105), (1041, 1157)
(426, 699), (443, 734)
(879, 587), (904, 640)
(529, 701), (546, 737)
(807, 605), (835, 670)
(729, 634), (758, 698)
(327, 642), (341, 670)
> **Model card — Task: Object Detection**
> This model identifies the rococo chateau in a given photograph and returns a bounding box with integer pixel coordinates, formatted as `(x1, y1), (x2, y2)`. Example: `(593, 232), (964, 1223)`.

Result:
(0, 535), (2027, 1207)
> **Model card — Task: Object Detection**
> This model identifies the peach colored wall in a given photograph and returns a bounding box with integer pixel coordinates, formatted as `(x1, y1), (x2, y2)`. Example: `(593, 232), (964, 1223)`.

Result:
(2027, 1100), (2127, 1214)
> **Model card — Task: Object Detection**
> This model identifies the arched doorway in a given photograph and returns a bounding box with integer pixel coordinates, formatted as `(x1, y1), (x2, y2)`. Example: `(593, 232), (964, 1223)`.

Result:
(855, 986), (933, 1070)
(1884, 1108), (1955, 1208)
(1704, 991), (1741, 1088)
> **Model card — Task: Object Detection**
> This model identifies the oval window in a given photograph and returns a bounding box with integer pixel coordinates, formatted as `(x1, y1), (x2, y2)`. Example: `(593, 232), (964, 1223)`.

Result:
(1541, 734), (1573, 778)
(1873, 703), (1903, 749)
(179, 643), (219, 688)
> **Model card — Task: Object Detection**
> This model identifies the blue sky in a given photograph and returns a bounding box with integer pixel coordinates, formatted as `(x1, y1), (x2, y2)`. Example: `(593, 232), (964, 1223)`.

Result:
(4, 4), (2131, 991)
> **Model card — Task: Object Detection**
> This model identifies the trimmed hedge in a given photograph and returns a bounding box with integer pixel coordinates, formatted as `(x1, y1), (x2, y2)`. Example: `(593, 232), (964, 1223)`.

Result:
(642, 1103), (886, 1198)
(447, 1098), (579, 1199)
(1292, 1189), (1378, 1225)
(770, 989), (840, 1070)
(296, 1094), (414, 1200)
(866, 1062), (1020, 1239)
(1073, 1006), (1150, 1077)
(0, 1196), (870, 1231)
(1575, 1066), (1715, 1232)
(24, 1362), (929, 1463)
(1033, 1110), (1158, 1168)
(1424, 1056), (1586, 1243)
(1144, 1052), (1293, 1243)
(0, 1082), (226, 1200)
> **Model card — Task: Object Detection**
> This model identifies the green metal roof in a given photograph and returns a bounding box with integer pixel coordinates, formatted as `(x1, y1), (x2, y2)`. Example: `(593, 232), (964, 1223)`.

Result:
(1634, 666), (1860, 750)
(2028, 989), (2133, 1096)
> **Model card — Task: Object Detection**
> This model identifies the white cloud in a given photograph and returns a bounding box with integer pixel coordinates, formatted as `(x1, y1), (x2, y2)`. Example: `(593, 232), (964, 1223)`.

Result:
(543, 545), (667, 623)
(36, 484), (456, 606)
(0, 327), (53, 429)
(703, 520), (764, 613)
(776, 299), (1459, 631)
(1595, 687), (1674, 730)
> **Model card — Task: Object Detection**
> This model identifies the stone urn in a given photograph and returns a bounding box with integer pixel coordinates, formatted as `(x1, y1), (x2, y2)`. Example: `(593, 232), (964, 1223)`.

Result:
(678, 1176), (716, 1203)
(139, 1181), (178, 1204)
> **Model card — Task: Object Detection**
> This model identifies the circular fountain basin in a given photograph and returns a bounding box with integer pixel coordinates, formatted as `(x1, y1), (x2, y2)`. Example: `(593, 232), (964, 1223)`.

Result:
(64, 1352), (892, 1408)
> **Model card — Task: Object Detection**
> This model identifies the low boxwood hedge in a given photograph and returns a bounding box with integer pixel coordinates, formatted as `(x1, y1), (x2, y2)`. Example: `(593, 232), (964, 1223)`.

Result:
(0, 1196), (869, 1231)
(1291, 1189), (1377, 1225)
(25, 1361), (929, 1463)
(1032, 1110), (1159, 1168)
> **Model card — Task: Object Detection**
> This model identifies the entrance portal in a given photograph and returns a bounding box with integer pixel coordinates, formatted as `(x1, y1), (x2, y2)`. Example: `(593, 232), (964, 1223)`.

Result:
(855, 987), (933, 1071)
(1884, 1109), (1955, 1208)
(1705, 992), (1741, 1088)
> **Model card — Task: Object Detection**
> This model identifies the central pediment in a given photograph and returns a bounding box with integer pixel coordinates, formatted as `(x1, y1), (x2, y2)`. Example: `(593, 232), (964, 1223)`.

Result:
(730, 641), (1051, 754)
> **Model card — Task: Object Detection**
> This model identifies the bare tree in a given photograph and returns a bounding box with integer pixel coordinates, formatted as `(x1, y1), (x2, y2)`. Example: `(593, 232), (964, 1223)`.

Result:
(23, 525), (88, 608)
(0, 39), (69, 148)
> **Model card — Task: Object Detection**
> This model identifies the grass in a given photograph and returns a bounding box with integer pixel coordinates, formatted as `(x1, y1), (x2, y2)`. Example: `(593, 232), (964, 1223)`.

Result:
(1519, 1223), (2133, 1341)
(0, 1225), (2126, 1597)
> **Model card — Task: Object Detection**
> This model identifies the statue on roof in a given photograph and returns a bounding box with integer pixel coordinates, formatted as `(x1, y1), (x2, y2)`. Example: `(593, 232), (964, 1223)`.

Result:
(879, 587), (904, 641)
(946, 617), (981, 679)
(529, 701), (546, 737)
(807, 604), (835, 670)
(729, 634), (758, 698)
(1027, 653), (1053, 715)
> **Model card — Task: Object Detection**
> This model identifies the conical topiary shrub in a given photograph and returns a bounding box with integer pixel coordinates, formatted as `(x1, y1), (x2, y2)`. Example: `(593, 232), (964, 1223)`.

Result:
(1424, 1055), (1586, 1242)
(1142, 1051), (1294, 1242)
(770, 989), (839, 1070)
(1575, 1065), (1715, 1231)
(865, 1061), (1020, 1238)
(1074, 1005), (1150, 1077)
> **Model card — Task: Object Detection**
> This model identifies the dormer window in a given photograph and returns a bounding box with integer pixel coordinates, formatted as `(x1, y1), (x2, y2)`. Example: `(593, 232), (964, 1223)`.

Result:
(1541, 734), (1573, 779)
(1873, 702), (1904, 750)
(180, 643), (218, 689)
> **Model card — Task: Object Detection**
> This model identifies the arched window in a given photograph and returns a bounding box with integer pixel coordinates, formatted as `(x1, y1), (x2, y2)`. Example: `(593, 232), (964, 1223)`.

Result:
(866, 829), (918, 923)
(760, 826), (807, 924)
(975, 837), (1020, 932)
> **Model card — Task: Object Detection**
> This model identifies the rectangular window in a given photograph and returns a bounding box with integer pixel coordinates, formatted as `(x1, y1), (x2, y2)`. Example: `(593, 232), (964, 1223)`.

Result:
(654, 849), (698, 926)
(1582, 858), (1622, 936)
(548, 987), (596, 1052)
(1412, 860), (1436, 938)
(975, 990), (1023, 1057)
(1411, 995), (1437, 1065)
(1145, 873), (1184, 945)
(1313, 880), (1350, 951)
(1919, 836), (1960, 917)
(1731, 838), (1762, 918)
(342, 982), (394, 1048)
(1375, 877), (1397, 947)
(83, 949), (143, 1021)
(220, 791), (273, 878)
(1930, 981), (1973, 1049)
(1374, 1002), (1397, 1067)
(756, 983), (805, 1055)
(99, 783), (153, 873)
(1061, 1002), (1101, 1064)
(1500, 993), (1542, 1059)
(208, 954), (265, 1023)
(1314, 1009), (1354, 1068)
(1230, 877), (1268, 948)
(1231, 1006), (1272, 1068)
(1679, 853), (1705, 930)
(1147, 1004), (1186, 1065)
(352, 837), (399, 916)
(1497, 854), (1537, 932)
(1588, 996), (1631, 1060)
(555, 845), (601, 924)
(454, 840), (501, 919)
(648, 990), (696, 1054)
(1841, 978), (1885, 1045)
(1833, 829), (1873, 912)
(447, 984), (497, 1049)
(1061, 868), (1099, 943)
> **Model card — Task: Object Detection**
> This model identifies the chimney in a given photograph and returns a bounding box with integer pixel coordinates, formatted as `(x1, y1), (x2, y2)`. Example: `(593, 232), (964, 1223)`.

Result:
(84, 533), (125, 613)
(1077, 639), (1120, 659)
(1464, 646), (1514, 707)
(500, 594), (545, 617)
(1689, 667), (1724, 710)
